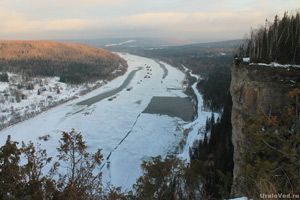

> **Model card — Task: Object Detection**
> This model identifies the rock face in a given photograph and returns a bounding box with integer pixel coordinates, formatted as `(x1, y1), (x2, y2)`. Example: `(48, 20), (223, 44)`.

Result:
(230, 59), (300, 196)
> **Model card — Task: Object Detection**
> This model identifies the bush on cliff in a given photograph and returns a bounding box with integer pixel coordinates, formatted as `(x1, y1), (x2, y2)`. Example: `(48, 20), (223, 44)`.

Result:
(240, 88), (300, 198)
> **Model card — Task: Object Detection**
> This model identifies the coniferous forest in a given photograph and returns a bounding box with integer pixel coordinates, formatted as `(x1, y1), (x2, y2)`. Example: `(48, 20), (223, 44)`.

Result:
(192, 62), (234, 199)
(239, 11), (300, 64)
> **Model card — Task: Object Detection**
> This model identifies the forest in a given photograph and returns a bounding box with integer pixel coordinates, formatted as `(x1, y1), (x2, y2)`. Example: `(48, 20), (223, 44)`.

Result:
(239, 11), (300, 64)
(0, 41), (127, 84)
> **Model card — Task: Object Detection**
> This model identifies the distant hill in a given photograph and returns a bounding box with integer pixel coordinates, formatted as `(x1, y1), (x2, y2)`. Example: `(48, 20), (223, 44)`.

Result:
(175, 39), (243, 49)
(60, 38), (193, 48)
(0, 41), (127, 83)
(117, 39), (239, 79)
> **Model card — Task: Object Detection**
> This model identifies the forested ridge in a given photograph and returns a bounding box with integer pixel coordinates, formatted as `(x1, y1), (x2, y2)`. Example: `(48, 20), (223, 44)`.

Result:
(239, 11), (300, 64)
(0, 41), (127, 83)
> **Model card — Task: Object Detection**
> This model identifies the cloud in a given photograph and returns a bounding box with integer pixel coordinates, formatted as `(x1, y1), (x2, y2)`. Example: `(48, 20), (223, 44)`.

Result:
(78, 0), (126, 5)
(36, 0), (128, 9)
(97, 11), (267, 38)
(1, 0), (298, 40)
(0, 7), (91, 34)
(43, 19), (88, 31)
(0, 5), (286, 40)
(0, 8), (40, 33)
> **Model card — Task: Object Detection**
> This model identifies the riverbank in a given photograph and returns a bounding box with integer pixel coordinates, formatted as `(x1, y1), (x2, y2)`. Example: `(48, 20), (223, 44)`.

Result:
(178, 65), (214, 162)
(0, 57), (127, 131)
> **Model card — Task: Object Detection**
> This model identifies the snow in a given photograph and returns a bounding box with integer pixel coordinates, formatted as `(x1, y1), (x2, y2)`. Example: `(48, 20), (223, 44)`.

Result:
(0, 82), (9, 92)
(243, 57), (300, 68)
(178, 65), (213, 162)
(0, 53), (217, 192)
(243, 57), (250, 62)
(0, 53), (190, 191)
(250, 62), (300, 68)
(105, 40), (136, 47)
(226, 197), (248, 200)
(0, 72), (106, 130)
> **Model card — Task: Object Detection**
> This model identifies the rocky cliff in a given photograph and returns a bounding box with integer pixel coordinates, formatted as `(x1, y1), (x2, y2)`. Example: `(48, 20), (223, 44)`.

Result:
(230, 59), (300, 196)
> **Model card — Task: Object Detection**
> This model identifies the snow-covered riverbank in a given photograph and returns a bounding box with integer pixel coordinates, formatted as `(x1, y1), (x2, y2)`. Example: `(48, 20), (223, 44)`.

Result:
(0, 73), (106, 130)
(178, 65), (214, 162)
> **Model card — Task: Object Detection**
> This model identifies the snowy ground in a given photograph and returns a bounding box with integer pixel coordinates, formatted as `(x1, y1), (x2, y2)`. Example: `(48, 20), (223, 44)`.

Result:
(105, 40), (136, 47)
(243, 57), (300, 68)
(0, 72), (105, 130)
(0, 53), (197, 191)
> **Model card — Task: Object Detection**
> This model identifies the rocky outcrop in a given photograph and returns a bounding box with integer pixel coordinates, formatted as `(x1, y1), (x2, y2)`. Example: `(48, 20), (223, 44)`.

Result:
(230, 59), (300, 196)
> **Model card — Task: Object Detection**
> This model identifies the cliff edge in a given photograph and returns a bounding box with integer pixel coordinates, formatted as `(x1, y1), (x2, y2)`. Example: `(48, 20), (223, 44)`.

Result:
(230, 59), (300, 196)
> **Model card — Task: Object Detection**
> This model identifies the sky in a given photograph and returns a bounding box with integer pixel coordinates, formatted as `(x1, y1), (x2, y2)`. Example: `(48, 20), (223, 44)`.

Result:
(0, 0), (299, 42)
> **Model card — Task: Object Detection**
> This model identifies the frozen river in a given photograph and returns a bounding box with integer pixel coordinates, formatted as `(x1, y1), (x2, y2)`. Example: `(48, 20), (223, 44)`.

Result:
(0, 53), (193, 191)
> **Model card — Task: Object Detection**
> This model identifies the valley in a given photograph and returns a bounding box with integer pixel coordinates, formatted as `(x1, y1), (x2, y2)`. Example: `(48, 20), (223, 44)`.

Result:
(0, 1), (298, 198)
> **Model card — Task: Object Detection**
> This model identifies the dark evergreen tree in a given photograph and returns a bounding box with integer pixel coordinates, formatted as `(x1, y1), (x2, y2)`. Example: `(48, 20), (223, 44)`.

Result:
(54, 129), (104, 200)
(191, 87), (233, 199)
(20, 142), (53, 199)
(0, 130), (135, 199)
(0, 73), (8, 82)
(0, 136), (23, 199)
(134, 155), (211, 200)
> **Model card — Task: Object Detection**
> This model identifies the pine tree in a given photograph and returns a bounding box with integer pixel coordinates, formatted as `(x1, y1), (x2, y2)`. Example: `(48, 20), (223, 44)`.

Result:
(54, 129), (104, 200)
(134, 155), (210, 199)
(134, 155), (182, 199)
(20, 141), (53, 199)
(0, 135), (23, 199)
(0, 130), (131, 199)
(0, 73), (9, 82)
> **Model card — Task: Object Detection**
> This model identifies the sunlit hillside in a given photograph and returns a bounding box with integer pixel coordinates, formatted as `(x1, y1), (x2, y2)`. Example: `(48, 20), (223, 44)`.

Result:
(0, 40), (127, 83)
